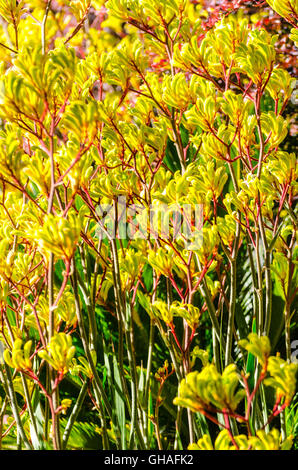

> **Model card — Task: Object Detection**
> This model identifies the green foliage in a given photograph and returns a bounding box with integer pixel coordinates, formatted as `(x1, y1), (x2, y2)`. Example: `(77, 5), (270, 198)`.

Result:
(174, 363), (246, 413)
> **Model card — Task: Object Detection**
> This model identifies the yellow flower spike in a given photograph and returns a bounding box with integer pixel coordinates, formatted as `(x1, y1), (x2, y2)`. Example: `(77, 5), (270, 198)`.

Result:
(55, 289), (77, 328)
(70, 350), (96, 379)
(185, 96), (221, 132)
(23, 341), (33, 370)
(194, 225), (219, 265)
(221, 90), (252, 127)
(271, 252), (290, 300)
(190, 347), (210, 368)
(118, 248), (146, 289)
(148, 247), (175, 278)
(193, 161), (228, 200)
(0, 125), (28, 184)
(69, 0), (91, 21)
(200, 132), (228, 161)
(173, 36), (200, 71)
(11, 252), (43, 291)
(36, 210), (83, 260)
(265, 151), (297, 186)
(233, 29), (277, 85)
(265, 356), (298, 406)
(0, 45), (76, 121)
(108, 0), (188, 29)
(188, 434), (214, 450)
(249, 429), (293, 450)
(170, 302), (201, 330)
(266, 68), (296, 103)
(60, 399), (72, 415)
(260, 112), (288, 148)
(174, 363), (245, 414)
(162, 73), (192, 110)
(239, 115), (257, 151)
(290, 27), (298, 46)
(60, 100), (100, 148)
(214, 429), (236, 450)
(152, 300), (173, 325)
(4, 339), (33, 371)
(0, 279), (9, 303)
(175, 14), (248, 78)
(0, 241), (14, 279)
(0, 0), (25, 28)
(239, 333), (271, 368)
(217, 215), (237, 247)
(189, 429), (293, 450)
(38, 333), (76, 375)
(266, 0), (298, 24)
(106, 0), (144, 23)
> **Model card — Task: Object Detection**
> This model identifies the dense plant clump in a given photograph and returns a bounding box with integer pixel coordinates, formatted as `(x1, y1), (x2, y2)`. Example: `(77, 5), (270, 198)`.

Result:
(0, 0), (297, 451)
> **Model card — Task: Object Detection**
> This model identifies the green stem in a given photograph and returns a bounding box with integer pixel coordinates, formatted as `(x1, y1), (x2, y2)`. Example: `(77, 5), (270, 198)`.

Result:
(284, 245), (295, 364)
(225, 259), (237, 367)
(280, 409), (287, 441)
(247, 237), (259, 329)
(20, 372), (40, 448)
(259, 213), (272, 336)
(109, 205), (146, 450)
(47, 115), (61, 450)
(62, 380), (88, 449)
(174, 406), (183, 450)
(0, 397), (8, 450)
(1, 365), (32, 450)
(194, 254), (224, 351)
(285, 305), (291, 364)
(144, 319), (155, 445)
(48, 254), (55, 337)
(71, 259), (111, 449)
(255, 230), (264, 336)
(41, 0), (52, 55)
(171, 112), (186, 174)
(212, 326), (221, 373)
(126, 302), (143, 449)
(78, 244), (98, 350)
(255, 94), (265, 179)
